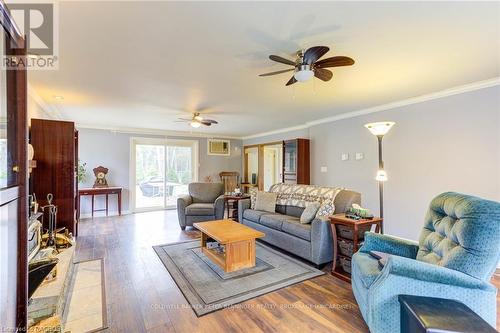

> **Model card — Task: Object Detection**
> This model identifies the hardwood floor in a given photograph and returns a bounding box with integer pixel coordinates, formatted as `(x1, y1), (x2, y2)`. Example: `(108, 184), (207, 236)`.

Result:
(75, 210), (499, 333)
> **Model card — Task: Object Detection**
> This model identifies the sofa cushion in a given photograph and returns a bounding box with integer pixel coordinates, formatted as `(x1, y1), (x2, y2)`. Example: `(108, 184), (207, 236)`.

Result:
(281, 217), (312, 241)
(286, 206), (305, 218)
(243, 209), (268, 223)
(185, 203), (215, 216)
(300, 202), (321, 224)
(351, 252), (383, 288)
(260, 214), (288, 230)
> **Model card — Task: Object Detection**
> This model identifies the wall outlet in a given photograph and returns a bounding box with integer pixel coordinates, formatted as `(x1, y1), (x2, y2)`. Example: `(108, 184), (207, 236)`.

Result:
(320, 166), (328, 173)
(355, 153), (364, 160)
(341, 153), (349, 161)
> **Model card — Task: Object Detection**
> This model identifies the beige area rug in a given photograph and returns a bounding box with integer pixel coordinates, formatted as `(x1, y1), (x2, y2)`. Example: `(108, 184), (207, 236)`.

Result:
(63, 259), (107, 332)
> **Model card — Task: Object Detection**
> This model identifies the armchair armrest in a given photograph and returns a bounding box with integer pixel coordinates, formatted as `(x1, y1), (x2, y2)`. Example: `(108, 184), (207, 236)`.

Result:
(214, 195), (225, 219)
(238, 198), (251, 223)
(177, 195), (192, 228)
(382, 255), (495, 292)
(360, 232), (419, 259)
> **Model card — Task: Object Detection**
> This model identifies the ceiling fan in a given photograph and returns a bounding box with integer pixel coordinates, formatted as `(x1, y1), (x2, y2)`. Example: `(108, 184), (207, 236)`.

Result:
(259, 46), (354, 86)
(176, 112), (218, 128)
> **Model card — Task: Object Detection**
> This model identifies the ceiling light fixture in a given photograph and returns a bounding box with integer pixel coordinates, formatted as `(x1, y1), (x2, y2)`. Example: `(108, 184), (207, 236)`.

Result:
(293, 65), (314, 82)
(190, 121), (201, 128)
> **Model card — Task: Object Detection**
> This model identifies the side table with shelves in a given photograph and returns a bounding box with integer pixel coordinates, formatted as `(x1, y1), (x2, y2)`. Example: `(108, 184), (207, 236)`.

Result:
(329, 214), (383, 282)
(224, 195), (251, 221)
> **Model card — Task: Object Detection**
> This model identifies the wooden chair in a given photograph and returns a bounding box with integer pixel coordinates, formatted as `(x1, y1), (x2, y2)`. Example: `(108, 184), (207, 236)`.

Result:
(219, 172), (240, 194)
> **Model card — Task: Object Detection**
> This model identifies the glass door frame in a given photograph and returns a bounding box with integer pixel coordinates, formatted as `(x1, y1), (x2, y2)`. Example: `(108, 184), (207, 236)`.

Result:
(129, 137), (199, 213)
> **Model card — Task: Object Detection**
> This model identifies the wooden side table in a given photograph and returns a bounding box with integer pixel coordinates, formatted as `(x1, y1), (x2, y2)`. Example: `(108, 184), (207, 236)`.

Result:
(224, 195), (250, 221)
(78, 187), (122, 219)
(329, 213), (383, 282)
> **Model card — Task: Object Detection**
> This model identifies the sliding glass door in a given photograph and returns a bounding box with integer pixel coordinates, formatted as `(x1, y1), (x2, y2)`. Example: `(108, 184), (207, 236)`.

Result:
(131, 138), (198, 211)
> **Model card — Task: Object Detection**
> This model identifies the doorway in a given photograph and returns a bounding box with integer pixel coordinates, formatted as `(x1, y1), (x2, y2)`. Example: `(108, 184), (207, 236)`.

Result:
(263, 144), (283, 191)
(130, 138), (198, 212)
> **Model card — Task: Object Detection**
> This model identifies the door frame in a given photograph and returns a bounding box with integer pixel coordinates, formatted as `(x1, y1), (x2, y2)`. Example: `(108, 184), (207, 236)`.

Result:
(129, 137), (199, 213)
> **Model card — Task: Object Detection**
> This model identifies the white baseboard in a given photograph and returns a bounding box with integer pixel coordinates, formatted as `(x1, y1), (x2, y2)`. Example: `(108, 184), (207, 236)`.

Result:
(79, 210), (131, 220)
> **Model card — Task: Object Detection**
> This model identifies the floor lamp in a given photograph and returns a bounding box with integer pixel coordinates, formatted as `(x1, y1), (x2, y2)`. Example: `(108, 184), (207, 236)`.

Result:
(364, 121), (395, 234)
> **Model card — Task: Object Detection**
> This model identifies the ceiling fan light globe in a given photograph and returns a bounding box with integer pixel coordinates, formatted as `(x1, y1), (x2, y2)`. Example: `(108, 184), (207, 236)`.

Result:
(190, 121), (201, 128)
(294, 65), (314, 82)
(194, 115), (203, 121)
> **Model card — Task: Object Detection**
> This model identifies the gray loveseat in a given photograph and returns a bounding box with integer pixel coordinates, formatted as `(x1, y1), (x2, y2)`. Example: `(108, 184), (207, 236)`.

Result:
(177, 182), (225, 230)
(238, 184), (361, 265)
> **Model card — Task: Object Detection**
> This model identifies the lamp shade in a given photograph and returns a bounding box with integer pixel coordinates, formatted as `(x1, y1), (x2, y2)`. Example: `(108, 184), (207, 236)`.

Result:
(375, 169), (388, 182)
(294, 69), (314, 82)
(364, 121), (395, 136)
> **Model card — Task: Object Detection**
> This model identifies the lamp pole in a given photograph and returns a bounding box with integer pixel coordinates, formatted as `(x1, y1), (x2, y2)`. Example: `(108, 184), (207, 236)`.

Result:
(377, 135), (384, 232)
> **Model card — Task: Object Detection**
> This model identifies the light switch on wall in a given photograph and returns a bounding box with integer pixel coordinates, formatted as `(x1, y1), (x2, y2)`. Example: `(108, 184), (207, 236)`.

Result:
(355, 153), (364, 160)
(341, 153), (349, 161)
(320, 166), (328, 173)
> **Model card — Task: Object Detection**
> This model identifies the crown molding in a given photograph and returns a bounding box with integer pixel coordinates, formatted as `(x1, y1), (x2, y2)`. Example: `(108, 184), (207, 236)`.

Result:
(242, 77), (500, 140)
(75, 123), (242, 140)
(241, 124), (309, 140)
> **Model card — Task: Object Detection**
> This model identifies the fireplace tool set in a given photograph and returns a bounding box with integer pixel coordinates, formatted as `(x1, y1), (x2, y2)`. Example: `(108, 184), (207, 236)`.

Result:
(40, 193), (74, 249)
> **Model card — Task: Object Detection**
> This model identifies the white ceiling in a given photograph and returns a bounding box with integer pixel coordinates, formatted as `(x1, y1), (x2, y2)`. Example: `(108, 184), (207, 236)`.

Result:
(28, 1), (500, 137)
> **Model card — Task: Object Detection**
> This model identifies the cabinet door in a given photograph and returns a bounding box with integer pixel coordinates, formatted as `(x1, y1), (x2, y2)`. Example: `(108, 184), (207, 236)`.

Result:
(284, 140), (297, 173)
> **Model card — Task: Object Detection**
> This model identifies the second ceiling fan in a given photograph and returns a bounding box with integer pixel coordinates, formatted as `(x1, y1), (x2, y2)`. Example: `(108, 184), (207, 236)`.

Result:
(259, 46), (354, 86)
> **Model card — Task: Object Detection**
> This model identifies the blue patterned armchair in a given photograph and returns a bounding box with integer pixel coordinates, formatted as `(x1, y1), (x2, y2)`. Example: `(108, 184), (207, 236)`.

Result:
(351, 192), (500, 333)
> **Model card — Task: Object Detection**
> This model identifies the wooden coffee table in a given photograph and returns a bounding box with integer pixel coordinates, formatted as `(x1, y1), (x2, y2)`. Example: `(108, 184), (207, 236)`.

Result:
(193, 219), (265, 273)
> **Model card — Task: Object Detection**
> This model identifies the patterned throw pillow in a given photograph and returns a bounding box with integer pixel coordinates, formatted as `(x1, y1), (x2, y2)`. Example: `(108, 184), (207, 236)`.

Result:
(316, 199), (335, 218)
(249, 187), (258, 209)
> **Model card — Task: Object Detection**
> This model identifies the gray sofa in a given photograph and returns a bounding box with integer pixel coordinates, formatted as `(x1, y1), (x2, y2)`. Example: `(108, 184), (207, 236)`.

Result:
(177, 182), (225, 230)
(238, 186), (361, 265)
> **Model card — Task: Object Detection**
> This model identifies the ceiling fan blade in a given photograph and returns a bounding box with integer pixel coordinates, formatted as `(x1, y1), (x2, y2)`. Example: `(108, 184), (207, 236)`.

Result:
(269, 55), (296, 66)
(202, 119), (218, 124)
(285, 76), (297, 86)
(315, 56), (355, 68)
(176, 118), (191, 121)
(259, 68), (295, 77)
(314, 68), (333, 81)
(303, 46), (329, 65)
(201, 121), (212, 126)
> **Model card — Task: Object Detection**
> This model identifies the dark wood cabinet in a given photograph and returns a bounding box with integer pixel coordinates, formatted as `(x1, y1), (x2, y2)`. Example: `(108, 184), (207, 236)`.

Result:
(30, 119), (78, 235)
(283, 138), (310, 185)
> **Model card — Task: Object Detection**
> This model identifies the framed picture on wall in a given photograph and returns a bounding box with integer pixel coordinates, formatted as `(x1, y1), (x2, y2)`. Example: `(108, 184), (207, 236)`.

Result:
(208, 139), (230, 156)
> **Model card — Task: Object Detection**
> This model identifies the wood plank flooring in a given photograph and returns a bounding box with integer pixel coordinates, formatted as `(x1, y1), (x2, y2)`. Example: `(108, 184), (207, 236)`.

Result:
(75, 210), (499, 333)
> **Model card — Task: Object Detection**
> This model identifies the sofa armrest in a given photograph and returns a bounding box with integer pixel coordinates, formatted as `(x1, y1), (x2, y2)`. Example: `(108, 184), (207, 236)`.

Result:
(381, 255), (495, 292)
(214, 195), (225, 219)
(360, 232), (419, 259)
(238, 198), (251, 222)
(311, 217), (333, 264)
(177, 195), (192, 228)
